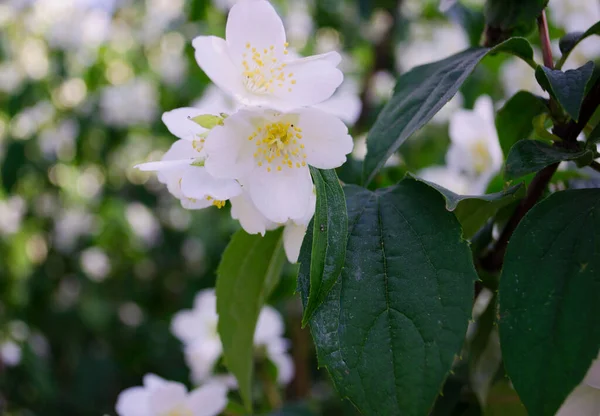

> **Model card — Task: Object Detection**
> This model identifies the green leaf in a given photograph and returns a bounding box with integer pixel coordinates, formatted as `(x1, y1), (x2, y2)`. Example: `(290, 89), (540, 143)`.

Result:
(302, 168), (347, 326)
(484, 0), (548, 31)
(558, 21), (600, 66)
(535, 61), (595, 121)
(499, 189), (600, 415)
(413, 175), (526, 238)
(363, 37), (534, 185)
(216, 229), (286, 412)
(298, 178), (478, 416)
(504, 140), (588, 180)
(496, 91), (548, 157)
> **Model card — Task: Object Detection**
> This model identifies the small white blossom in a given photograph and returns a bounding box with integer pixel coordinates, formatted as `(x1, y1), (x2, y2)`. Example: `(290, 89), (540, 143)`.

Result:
(557, 353), (600, 415)
(192, 0), (343, 111)
(115, 374), (228, 416)
(204, 108), (352, 224)
(1, 340), (22, 367)
(171, 289), (294, 385)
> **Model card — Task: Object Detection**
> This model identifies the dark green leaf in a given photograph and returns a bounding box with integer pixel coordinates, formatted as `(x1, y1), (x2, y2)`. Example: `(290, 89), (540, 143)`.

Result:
(484, 0), (548, 31)
(364, 37), (534, 185)
(504, 140), (587, 180)
(499, 189), (600, 415)
(298, 178), (478, 416)
(217, 229), (286, 411)
(303, 168), (347, 326)
(558, 21), (600, 57)
(413, 175), (525, 238)
(496, 91), (548, 157)
(535, 61), (595, 121)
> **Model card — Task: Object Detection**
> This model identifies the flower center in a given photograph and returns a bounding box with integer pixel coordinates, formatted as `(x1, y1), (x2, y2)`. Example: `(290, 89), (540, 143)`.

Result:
(249, 121), (307, 173)
(242, 42), (296, 95)
(163, 407), (193, 416)
(470, 140), (491, 174)
(205, 196), (226, 208)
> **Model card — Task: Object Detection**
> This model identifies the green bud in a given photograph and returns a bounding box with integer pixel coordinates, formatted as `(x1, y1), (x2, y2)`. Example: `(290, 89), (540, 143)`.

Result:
(191, 159), (205, 167)
(190, 114), (226, 129)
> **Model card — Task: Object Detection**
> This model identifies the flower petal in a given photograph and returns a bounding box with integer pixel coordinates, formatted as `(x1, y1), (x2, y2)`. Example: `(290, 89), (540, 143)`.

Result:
(225, 0), (286, 63)
(255, 306), (285, 345)
(269, 352), (295, 385)
(136, 159), (193, 172)
(143, 374), (168, 390)
(162, 107), (207, 141)
(204, 111), (257, 179)
(170, 310), (205, 344)
(556, 383), (600, 416)
(192, 36), (244, 99)
(147, 381), (188, 415)
(230, 193), (276, 236)
(184, 339), (223, 384)
(271, 52), (344, 110)
(313, 81), (362, 125)
(115, 386), (151, 416)
(180, 167), (242, 201)
(296, 108), (353, 169)
(283, 221), (307, 263)
(187, 382), (229, 416)
(244, 165), (313, 224)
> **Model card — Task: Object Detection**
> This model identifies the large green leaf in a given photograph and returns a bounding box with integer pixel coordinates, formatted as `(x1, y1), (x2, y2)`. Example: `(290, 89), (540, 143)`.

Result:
(414, 176), (525, 238)
(499, 189), (600, 415)
(302, 168), (347, 326)
(496, 91), (548, 157)
(363, 37), (534, 185)
(504, 140), (590, 180)
(484, 0), (548, 31)
(535, 61), (595, 121)
(298, 178), (478, 416)
(216, 229), (286, 411)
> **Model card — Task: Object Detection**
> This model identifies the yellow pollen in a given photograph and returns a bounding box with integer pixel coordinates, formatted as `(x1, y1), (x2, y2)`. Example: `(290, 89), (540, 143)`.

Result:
(250, 120), (308, 174)
(284, 42), (289, 47)
(246, 43), (250, 48)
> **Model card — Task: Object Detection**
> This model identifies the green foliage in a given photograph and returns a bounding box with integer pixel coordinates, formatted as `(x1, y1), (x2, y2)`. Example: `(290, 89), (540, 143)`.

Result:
(363, 37), (535, 185)
(302, 168), (347, 326)
(499, 189), (600, 415)
(484, 0), (548, 31)
(298, 178), (478, 416)
(558, 21), (600, 66)
(415, 175), (526, 238)
(504, 140), (591, 180)
(216, 229), (286, 411)
(535, 61), (595, 121)
(496, 91), (548, 157)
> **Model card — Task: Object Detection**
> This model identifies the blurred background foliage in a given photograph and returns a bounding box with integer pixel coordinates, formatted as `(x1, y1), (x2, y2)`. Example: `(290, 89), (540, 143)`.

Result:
(0, 0), (597, 415)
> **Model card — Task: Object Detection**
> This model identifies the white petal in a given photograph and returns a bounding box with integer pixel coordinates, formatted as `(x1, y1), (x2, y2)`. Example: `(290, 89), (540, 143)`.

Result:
(313, 82), (362, 125)
(180, 197), (214, 210)
(230, 193), (276, 236)
(448, 111), (484, 146)
(180, 167), (242, 201)
(143, 374), (168, 390)
(193, 289), (217, 312)
(192, 36), (244, 99)
(244, 166), (313, 224)
(473, 95), (495, 125)
(171, 310), (205, 344)
(138, 140), (197, 175)
(255, 306), (285, 345)
(556, 383), (600, 416)
(162, 107), (207, 141)
(296, 108), (353, 169)
(147, 382), (188, 415)
(283, 222), (307, 263)
(439, 0), (458, 12)
(269, 352), (295, 385)
(185, 339), (223, 384)
(585, 356), (600, 389)
(225, 0), (286, 63)
(115, 386), (151, 416)
(272, 52), (343, 110)
(187, 383), (229, 416)
(136, 159), (193, 172)
(204, 113), (257, 179)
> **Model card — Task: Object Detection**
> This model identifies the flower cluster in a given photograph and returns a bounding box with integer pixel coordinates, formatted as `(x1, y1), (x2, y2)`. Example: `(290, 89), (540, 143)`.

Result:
(136, 0), (354, 263)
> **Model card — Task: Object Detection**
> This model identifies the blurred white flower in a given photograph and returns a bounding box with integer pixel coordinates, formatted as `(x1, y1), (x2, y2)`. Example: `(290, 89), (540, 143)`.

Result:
(557, 353), (600, 416)
(0, 62), (25, 93)
(0, 196), (26, 236)
(80, 247), (111, 282)
(204, 108), (352, 224)
(396, 21), (469, 72)
(53, 207), (95, 252)
(446, 95), (503, 194)
(352, 135), (401, 167)
(417, 166), (474, 195)
(193, 85), (239, 115)
(213, 0), (240, 12)
(100, 79), (158, 127)
(126, 202), (162, 245)
(313, 78), (362, 126)
(1, 340), (22, 367)
(39, 119), (78, 161)
(285, 0), (313, 49)
(171, 289), (294, 385)
(548, 0), (600, 33)
(500, 49), (546, 98)
(192, 0), (343, 112)
(439, 0), (457, 12)
(115, 374), (229, 416)
(366, 70), (396, 106)
(558, 37), (600, 71)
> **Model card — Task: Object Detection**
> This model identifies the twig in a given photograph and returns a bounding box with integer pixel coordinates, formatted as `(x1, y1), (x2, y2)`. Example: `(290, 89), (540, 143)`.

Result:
(537, 11), (554, 69)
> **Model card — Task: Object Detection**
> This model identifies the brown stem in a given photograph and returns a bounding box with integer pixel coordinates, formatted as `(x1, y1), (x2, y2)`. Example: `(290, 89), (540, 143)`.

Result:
(590, 161), (600, 174)
(537, 10), (554, 69)
(481, 80), (600, 271)
(287, 298), (311, 399)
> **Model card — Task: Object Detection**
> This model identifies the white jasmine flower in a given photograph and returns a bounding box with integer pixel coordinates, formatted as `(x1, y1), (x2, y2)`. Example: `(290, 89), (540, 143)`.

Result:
(313, 79), (362, 126)
(204, 108), (352, 224)
(192, 0), (343, 111)
(100, 79), (158, 127)
(557, 353), (600, 415)
(171, 289), (294, 385)
(115, 374), (228, 416)
(136, 108), (242, 210)
(446, 96), (503, 194)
